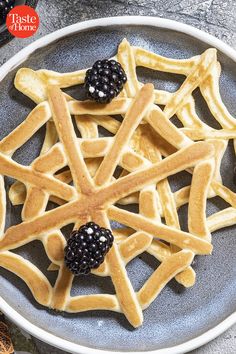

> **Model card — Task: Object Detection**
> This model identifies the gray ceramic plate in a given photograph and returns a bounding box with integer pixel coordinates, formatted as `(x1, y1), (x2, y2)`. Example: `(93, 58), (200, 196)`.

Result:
(0, 17), (236, 354)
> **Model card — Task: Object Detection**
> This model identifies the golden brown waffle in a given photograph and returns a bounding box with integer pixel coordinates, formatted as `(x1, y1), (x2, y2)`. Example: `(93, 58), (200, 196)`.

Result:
(0, 38), (235, 328)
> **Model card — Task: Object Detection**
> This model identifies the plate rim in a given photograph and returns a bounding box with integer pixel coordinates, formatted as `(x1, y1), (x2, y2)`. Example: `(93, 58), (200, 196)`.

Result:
(0, 15), (235, 354)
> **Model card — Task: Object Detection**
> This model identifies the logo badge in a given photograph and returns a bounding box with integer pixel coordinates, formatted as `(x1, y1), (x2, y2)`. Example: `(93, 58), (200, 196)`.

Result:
(6, 5), (39, 38)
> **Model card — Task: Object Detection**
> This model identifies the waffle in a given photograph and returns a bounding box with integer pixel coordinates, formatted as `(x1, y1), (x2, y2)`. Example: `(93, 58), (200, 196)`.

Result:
(0, 38), (235, 328)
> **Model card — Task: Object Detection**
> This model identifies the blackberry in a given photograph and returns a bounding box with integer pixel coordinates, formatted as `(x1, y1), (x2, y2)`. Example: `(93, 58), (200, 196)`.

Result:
(0, 0), (15, 25)
(64, 222), (114, 275)
(85, 59), (127, 103)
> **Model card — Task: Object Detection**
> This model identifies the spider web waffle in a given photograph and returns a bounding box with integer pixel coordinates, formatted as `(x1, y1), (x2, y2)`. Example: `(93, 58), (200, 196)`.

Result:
(0, 38), (235, 328)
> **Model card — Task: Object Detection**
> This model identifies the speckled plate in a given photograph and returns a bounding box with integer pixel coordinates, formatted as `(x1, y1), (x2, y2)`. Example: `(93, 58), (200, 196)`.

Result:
(0, 17), (236, 354)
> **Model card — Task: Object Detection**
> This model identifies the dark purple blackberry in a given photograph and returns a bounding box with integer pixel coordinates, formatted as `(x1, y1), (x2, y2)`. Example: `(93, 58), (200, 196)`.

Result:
(84, 59), (127, 103)
(0, 0), (15, 25)
(64, 222), (114, 275)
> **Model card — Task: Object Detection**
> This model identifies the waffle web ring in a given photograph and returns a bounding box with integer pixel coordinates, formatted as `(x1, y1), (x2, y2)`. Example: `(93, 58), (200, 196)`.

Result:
(0, 38), (235, 328)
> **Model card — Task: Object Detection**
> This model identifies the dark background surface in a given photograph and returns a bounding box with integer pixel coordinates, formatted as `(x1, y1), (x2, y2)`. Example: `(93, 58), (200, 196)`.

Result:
(0, 1), (236, 353)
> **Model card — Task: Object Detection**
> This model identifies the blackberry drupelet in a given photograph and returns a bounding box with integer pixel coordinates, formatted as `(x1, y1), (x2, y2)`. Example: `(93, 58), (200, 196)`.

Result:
(0, 0), (15, 25)
(84, 59), (127, 103)
(64, 222), (114, 275)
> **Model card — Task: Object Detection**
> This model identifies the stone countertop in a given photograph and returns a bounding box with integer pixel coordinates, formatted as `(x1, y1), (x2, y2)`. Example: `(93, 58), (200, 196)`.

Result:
(0, 0), (236, 353)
